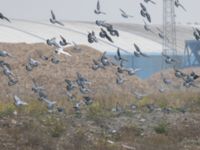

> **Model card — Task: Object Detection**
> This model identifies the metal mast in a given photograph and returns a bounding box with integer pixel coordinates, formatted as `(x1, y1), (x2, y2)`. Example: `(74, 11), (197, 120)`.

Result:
(163, 0), (177, 57)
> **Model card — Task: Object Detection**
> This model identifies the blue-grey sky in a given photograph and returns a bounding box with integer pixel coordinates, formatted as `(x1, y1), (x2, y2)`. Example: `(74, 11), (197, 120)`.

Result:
(0, 0), (198, 24)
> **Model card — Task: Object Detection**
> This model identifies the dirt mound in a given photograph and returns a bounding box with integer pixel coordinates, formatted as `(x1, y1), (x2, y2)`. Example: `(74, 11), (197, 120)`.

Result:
(0, 43), (148, 105)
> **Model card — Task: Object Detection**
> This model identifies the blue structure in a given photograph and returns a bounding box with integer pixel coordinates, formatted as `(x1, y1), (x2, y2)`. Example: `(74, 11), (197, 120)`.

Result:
(184, 40), (200, 67)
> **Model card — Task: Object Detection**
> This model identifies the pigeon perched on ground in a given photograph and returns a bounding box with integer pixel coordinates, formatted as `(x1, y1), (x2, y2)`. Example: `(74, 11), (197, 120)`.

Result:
(175, 0), (186, 11)
(133, 43), (148, 57)
(99, 28), (113, 43)
(161, 73), (172, 85)
(119, 9), (134, 18)
(88, 31), (98, 43)
(49, 10), (64, 26)
(0, 12), (11, 22)
(13, 95), (28, 106)
(0, 50), (13, 57)
(94, 0), (106, 15)
(144, 0), (156, 5)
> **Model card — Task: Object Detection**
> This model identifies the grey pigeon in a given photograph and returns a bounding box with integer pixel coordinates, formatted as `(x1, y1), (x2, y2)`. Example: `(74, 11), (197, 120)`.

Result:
(41, 97), (56, 110)
(79, 85), (91, 94)
(66, 91), (76, 101)
(162, 53), (177, 64)
(100, 52), (110, 66)
(65, 79), (77, 92)
(60, 35), (70, 46)
(94, 0), (106, 15)
(99, 28), (113, 43)
(175, 0), (186, 11)
(124, 68), (141, 76)
(144, 0), (156, 4)
(119, 9), (134, 18)
(116, 73), (126, 85)
(134, 43), (148, 57)
(50, 10), (64, 26)
(92, 59), (105, 70)
(0, 50), (13, 57)
(26, 57), (40, 71)
(83, 96), (93, 105)
(0, 12), (11, 22)
(88, 31), (98, 43)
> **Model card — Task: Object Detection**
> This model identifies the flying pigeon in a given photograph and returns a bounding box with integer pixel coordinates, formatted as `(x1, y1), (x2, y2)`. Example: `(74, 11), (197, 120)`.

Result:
(65, 79), (77, 92)
(14, 95), (28, 106)
(66, 91), (76, 101)
(133, 91), (147, 100)
(114, 48), (127, 62)
(124, 68), (141, 76)
(0, 12), (11, 22)
(92, 59), (105, 70)
(55, 47), (71, 56)
(83, 96), (93, 105)
(134, 43), (148, 57)
(72, 41), (82, 51)
(144, 0), (156, 4)
(88, 31), (98, 43)
(59, 35), (70, 46)
(175, 0), (186, 11)
(99, 28), (113, 43)
(46, 37), (60, 48)
(41, 97), (56, 110)
(143, 20), (153, 32)
(119, 9), (134, 18)
(162, 53), (177, 64)
(49, 10), (64, 26)
(94, 0), (106, 15)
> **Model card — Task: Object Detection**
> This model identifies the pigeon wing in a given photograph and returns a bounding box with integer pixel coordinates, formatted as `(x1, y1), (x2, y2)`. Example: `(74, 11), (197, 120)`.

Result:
(51, 10), (56, 19)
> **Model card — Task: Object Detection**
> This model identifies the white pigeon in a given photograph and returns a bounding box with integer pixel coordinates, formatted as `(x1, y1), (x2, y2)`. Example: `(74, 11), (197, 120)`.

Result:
(14, 95), (28, 106)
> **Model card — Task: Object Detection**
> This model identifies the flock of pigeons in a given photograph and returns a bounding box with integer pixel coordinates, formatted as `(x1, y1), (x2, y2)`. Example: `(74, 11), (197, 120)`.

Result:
(0, 0), (199, 114)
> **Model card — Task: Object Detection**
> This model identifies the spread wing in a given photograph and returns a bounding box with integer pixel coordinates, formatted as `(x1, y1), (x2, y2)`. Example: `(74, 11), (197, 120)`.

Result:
(97, 0), (100, 10)
(51, 10), (56, 19)
(119, 9), (126, 15)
